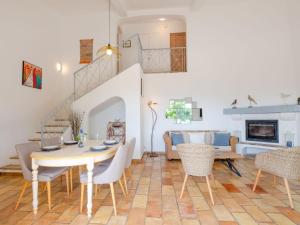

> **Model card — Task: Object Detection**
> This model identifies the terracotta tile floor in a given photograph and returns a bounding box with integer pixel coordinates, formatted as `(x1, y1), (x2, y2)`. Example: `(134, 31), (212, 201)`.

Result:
(1, 155), (300, 225)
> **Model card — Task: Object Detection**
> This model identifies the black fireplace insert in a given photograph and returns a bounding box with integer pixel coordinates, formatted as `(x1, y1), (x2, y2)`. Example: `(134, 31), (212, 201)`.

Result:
(246, 120), (279, 143)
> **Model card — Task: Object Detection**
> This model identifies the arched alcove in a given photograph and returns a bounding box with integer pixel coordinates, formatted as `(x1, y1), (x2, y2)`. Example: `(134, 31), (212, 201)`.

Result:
(88, 96), (125, 140)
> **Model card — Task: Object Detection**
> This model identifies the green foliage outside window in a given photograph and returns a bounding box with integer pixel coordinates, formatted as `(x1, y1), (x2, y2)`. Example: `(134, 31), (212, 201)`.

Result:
(165, 99), (192, 124)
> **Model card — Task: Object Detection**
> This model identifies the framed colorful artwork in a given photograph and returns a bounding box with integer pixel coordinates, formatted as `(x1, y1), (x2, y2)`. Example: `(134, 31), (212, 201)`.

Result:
(22, 61), (42, 89)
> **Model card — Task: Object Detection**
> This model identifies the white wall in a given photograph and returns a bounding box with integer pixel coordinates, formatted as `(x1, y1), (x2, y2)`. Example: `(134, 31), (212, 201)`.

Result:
(119, 19), (186, 71)
(121, 19), (186, 49)
(74, 64), (143, 159)
(88, 98), (125, 140)
(0, 0), (65, 166)
(58, 10), (120, 98)
(287, 0), (300, 97)
(142, 0), (300, 152)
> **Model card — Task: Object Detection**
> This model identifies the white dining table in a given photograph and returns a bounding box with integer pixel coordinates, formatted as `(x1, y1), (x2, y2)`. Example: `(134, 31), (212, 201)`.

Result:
(31, 140), (118, 218)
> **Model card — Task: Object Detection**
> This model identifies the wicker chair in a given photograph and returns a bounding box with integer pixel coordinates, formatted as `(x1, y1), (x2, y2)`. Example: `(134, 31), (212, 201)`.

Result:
(177, 144), (216, 205)
(252, 148), (300, 209)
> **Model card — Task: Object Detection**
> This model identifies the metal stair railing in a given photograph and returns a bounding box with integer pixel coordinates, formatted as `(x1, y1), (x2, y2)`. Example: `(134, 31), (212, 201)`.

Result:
(40, 94), (74, 146)
(74, 54), (118, 100)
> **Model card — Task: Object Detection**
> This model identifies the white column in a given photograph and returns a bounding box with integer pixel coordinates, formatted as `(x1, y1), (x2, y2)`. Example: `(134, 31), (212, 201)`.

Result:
(86, 160), (94, 218)
(32, 159), (39, 215)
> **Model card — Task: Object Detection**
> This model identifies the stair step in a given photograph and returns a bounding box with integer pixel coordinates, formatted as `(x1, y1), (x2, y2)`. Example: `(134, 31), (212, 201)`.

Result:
(39, 127), (65, 133)
(9, 155), (19, 160)
(0, 164), (22, 173)
(29, 132), (62, 141)
(55, 118), (69, 122)
(28, 138), (41, 141)
(44, 124), (69, 128)
(36, 131), (64, 134)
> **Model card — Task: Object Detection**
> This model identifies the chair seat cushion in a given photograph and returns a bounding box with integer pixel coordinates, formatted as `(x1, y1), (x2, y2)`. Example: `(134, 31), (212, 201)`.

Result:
(80, 165), (108, 184)
(38, 166), (68, 182)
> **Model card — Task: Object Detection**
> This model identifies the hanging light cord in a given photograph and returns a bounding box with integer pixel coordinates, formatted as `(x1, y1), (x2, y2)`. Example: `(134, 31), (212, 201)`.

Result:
(108, 0), (111, 44)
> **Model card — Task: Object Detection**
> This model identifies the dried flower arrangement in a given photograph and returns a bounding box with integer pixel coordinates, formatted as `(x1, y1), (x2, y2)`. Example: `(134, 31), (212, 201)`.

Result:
(69, 111), (84, 141)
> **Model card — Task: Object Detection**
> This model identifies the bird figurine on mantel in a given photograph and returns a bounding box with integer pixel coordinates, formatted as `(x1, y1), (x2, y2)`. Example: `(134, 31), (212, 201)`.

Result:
(231, 99), (238, 109)
(248, 95), (257, 108)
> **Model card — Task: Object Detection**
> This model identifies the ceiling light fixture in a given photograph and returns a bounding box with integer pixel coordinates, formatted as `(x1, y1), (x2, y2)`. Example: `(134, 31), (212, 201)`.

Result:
(159, 18), (166, 21)
(97, 0), (120, 57)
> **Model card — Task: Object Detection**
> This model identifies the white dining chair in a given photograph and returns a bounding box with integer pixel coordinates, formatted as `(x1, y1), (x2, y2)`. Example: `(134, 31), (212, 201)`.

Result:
(79, 143), (129, 215)
(122, 138), (136, 194)
(15, 142), (69, 210)
(42, 136), (74, 192)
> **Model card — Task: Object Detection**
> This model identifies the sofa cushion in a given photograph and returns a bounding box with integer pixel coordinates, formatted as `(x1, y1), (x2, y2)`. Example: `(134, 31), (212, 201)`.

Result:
(188, 132), (206, 144)
(171, 133), (184, 146)
(213, 132), (231, 146)
(182, 132), (190, 143)
(205, 131), (214, 145)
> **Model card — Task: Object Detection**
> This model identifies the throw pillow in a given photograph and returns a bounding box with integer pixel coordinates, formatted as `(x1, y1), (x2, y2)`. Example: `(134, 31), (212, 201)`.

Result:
(171, 133), (184, 146)
(204, 131), (213, 145)
(213, 132), (231, 146)
(182, 132), (190, 143)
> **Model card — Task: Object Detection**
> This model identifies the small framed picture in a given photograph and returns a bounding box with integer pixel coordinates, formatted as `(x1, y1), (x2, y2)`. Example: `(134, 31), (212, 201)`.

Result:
(123, 40), (131, 48)
(22, 61), (42, 89)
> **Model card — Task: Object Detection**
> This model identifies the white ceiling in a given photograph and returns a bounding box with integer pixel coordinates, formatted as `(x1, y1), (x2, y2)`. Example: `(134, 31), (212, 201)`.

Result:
(42, 0), (109, 15)
(124, 0), (193, 11)
(41, 0), (194, 15)
(119, 15), (185, 25)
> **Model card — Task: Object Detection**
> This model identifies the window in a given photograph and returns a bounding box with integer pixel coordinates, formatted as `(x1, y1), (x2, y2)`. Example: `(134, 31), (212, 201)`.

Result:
(165, 98), (202, 124)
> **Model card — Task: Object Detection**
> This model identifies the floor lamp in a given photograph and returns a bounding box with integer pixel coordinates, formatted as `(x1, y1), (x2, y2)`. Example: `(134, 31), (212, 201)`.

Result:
(148, 101), (158, 157)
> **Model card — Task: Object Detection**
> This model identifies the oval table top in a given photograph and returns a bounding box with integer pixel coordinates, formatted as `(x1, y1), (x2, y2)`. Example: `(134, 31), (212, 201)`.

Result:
(31, 140), (119, 161)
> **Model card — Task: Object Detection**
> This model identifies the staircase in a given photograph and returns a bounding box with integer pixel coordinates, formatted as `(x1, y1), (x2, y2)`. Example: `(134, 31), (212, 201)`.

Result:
(0, 53), (121, 174)
(28, 119), (70, 142)
(1, 34), (147, 174)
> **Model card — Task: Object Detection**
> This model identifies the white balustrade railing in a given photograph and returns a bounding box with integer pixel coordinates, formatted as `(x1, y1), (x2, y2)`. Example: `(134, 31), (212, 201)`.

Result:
(142, 47), (187, 73)
(121, 34), (187, 74)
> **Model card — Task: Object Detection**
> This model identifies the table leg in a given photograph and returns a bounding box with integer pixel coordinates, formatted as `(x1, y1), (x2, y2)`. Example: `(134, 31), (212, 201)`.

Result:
(221, 159), (242, 177)
(32, 159), (39, 215)
(86, 162), (94, 218)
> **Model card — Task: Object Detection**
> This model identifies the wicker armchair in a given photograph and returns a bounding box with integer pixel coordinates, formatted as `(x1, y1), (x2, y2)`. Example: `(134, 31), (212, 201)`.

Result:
(252, 147), (300, 209)
(177, 144), (215, 205)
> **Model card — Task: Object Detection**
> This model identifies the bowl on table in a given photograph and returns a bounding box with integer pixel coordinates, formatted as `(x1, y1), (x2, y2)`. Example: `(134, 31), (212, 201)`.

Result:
(90, 145), (108, 152)
(103, 140), (119, 145)
(41, 145), (61, 152)
(64, 140), (78, 145)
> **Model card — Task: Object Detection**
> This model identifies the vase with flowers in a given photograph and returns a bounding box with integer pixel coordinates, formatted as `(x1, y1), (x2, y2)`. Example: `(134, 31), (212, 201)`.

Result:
(69, 111), (84, 141)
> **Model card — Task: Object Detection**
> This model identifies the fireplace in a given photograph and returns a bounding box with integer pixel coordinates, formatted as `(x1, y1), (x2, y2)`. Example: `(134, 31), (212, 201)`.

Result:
(246, 120), (279, 143)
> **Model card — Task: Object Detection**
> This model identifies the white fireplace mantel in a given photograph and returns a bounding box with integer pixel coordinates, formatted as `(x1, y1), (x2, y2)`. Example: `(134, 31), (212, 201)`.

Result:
(223, 104), (300, 115)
